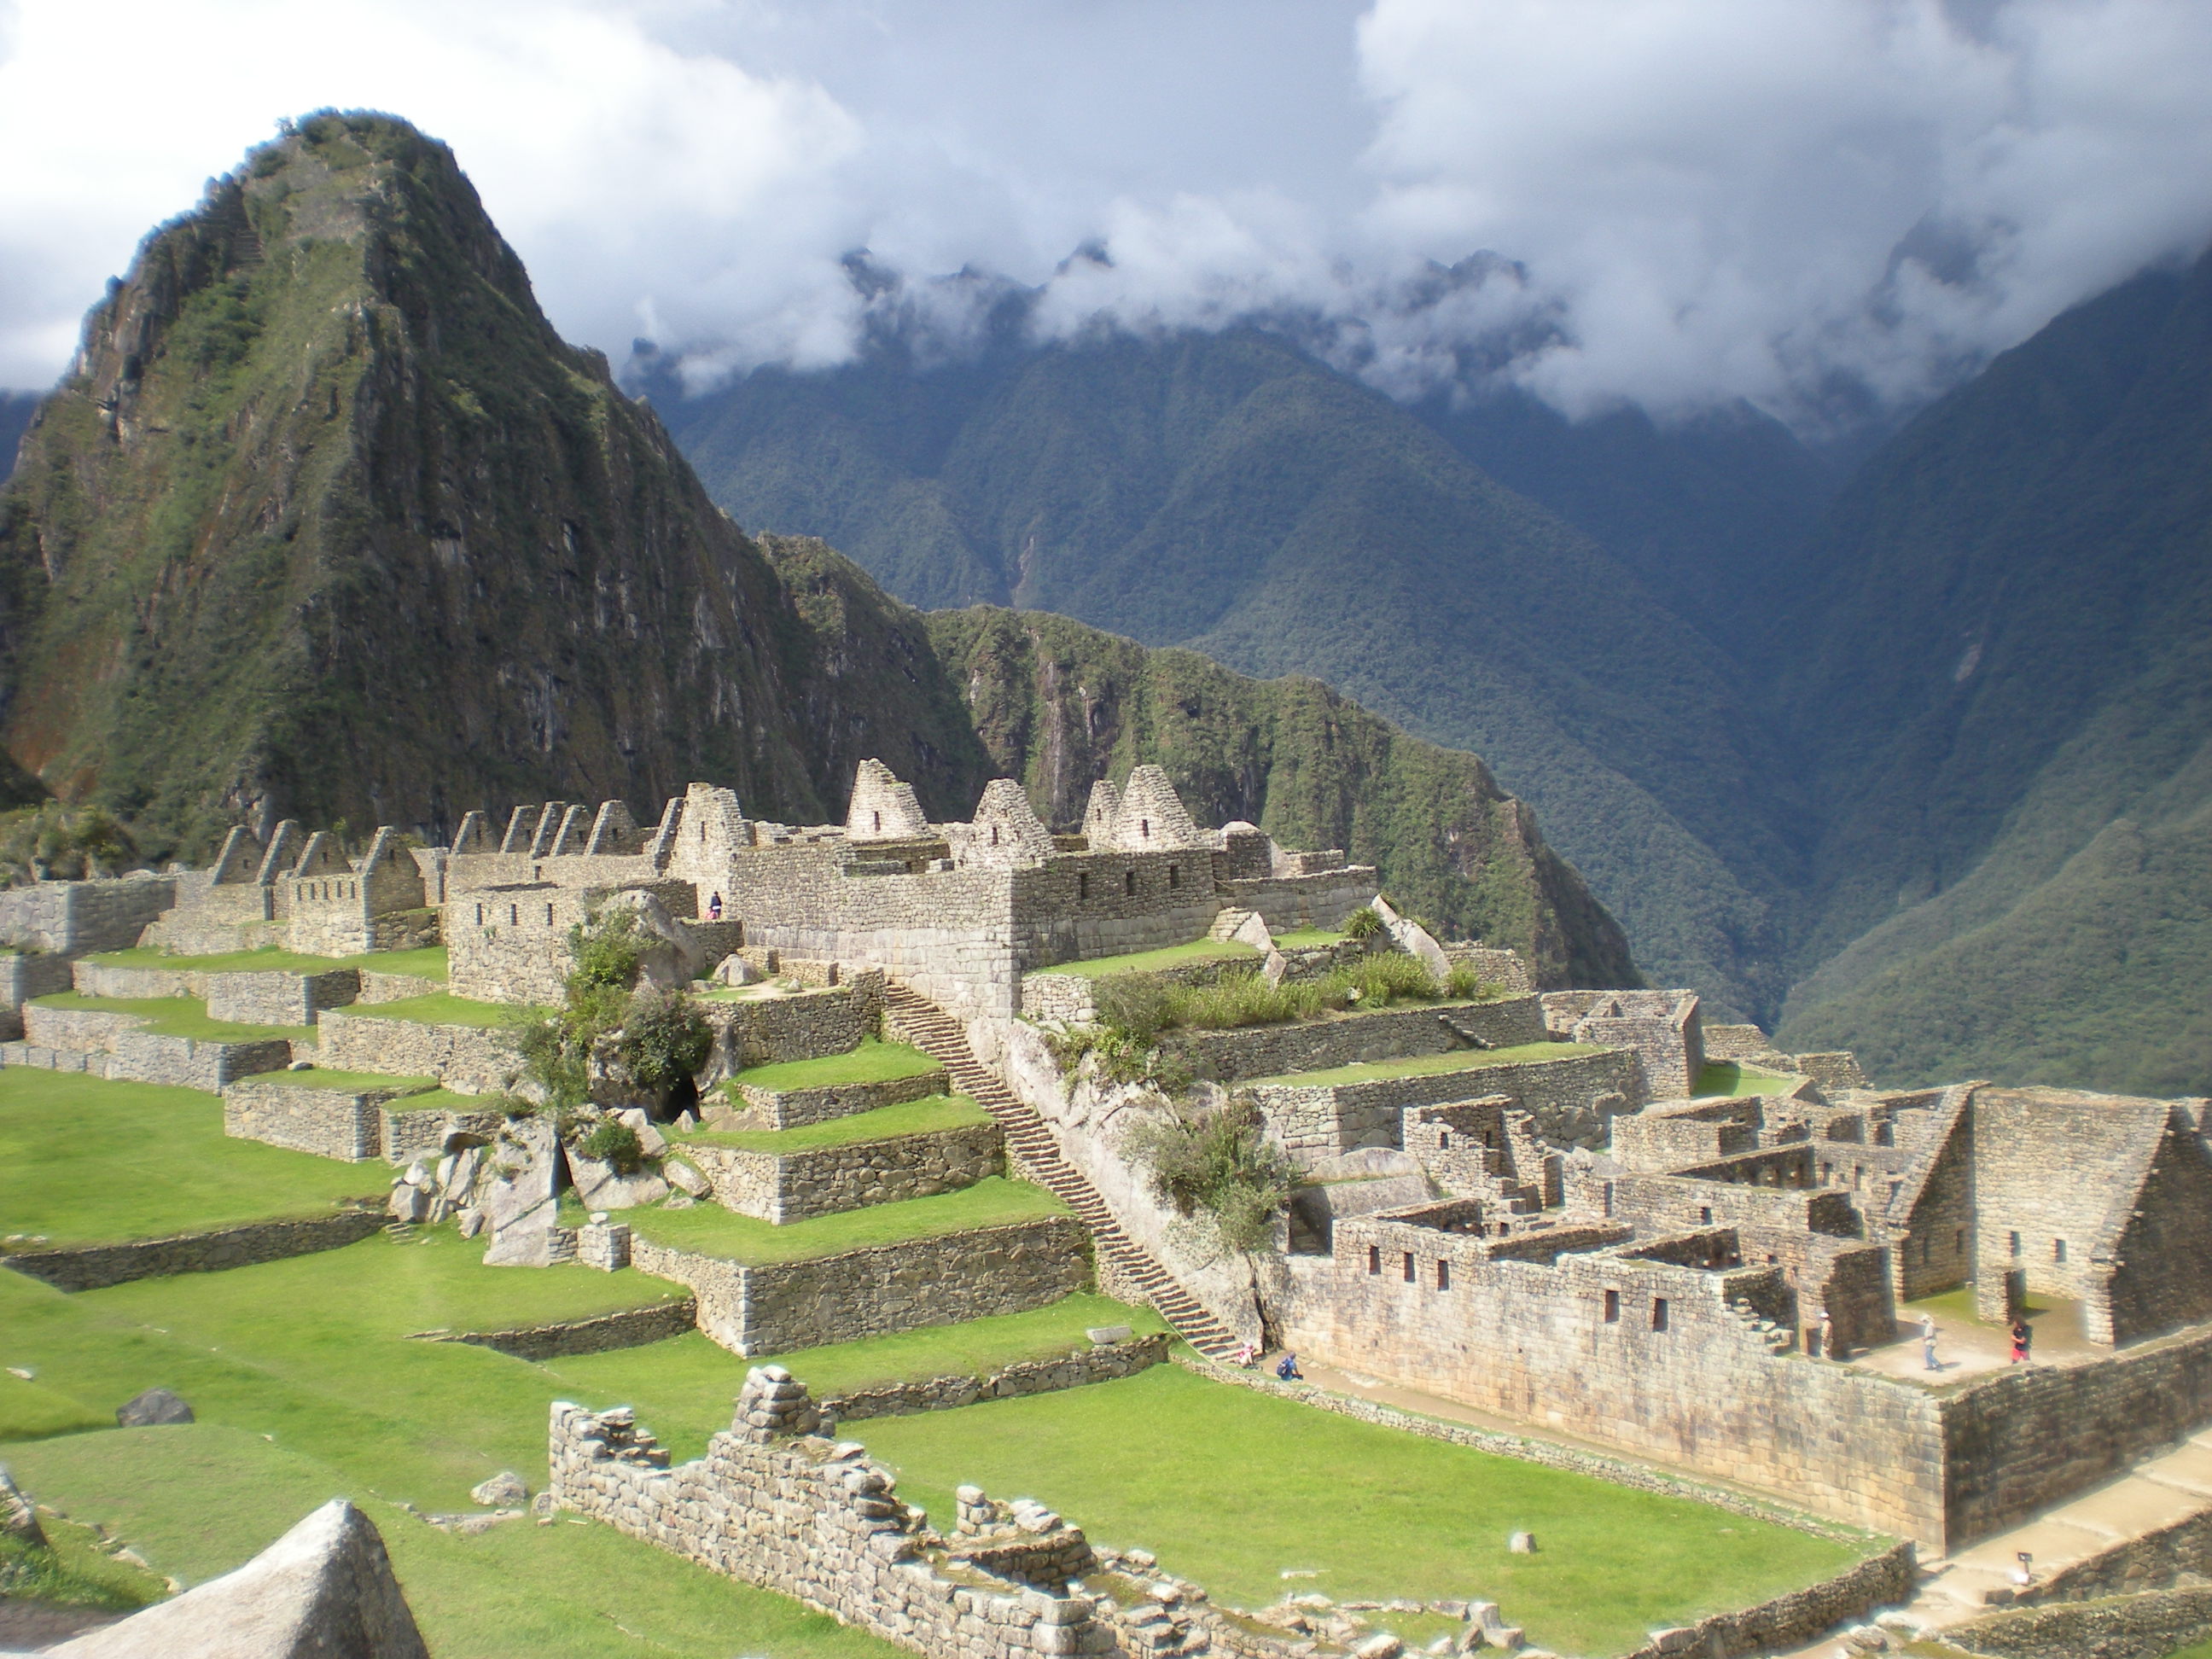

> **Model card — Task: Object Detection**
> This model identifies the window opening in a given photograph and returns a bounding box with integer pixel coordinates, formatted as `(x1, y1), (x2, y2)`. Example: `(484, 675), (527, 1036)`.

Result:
(1436, 1260), (1450, 1290)
(2053, 1238), (2068, 1264)
(1604, 1289), (1620, 1323)
(1123, 870), (1136, 896)
(1078, 873), (1090, 900)
(1402, 1253), (1415, 1284)
(1652, 1298), (1670, 1331)
(1366, 1245), (1380, 1275)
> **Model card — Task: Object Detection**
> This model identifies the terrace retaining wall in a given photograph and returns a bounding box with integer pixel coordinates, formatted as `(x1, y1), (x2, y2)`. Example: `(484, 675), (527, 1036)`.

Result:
(2, 1208), (386, 1292)
(222, 1076), (438, 1161)
(315, 1008), (522, 1094)
(1167, 998), (1547, 1084)
(683, 1121), (1005, 1223)
(630, 1216), (1091, 1356)
(820, 1333), (1174, 1423)
(0, 876), (177, 958)
(410, 1298), (699, 1360)
(725, 1065), (947, 1131)
(706, 986), (873, 1071)
(1945, 1587), (2212, 1659)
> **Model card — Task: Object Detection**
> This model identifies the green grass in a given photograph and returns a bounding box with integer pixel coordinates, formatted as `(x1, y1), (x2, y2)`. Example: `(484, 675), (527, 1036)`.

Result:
(677, 1094), (989, 1153)
(625, 1177), (1069, 1264)
(1032, 940), (1259, 979)
(542, 1292), (1171, 1458)
(1271, 928), (1347, 949)
(0, 1371), (111, 1441)
(251, 1068), (439, 1094)
(86, 945), (449, 980)
(0, 1068), (385, 1243)
(1695, 1062), (1802, 1097)
(26, 992), (311, 1044)
(1245, 1042), (1600, 1089)
(725, 1038), (942, 1093)
(342, 992), (533, 1028)
(0, 1513), (167, 1610)
(854, 1367), (1873, 1657)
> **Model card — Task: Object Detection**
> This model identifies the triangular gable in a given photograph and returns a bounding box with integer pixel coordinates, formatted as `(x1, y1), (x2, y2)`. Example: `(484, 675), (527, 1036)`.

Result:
(585, 800), (641, 856)
(254, 821), (303, 886)
(451, 811), (492, 855)
(291, 831), (350, 877)
(207, 825), (265, 885)
(846, 759), (929, 841)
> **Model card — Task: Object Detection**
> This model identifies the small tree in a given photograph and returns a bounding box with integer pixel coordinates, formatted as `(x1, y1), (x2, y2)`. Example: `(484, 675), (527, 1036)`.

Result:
(1122, 1100), (1293, 1255)
(0, 803), (137, 887)
(618, 985), (713, 1095)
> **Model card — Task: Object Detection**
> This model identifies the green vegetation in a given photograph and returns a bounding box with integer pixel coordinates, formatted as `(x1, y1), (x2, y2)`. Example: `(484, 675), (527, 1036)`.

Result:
(0, 1068), (386, 1244)
(678, 1093), (989, 1153)
(1033, 940), (1257, 978)
(1121, 1100), (1293, 1254)
(515, 908), (712, 1113)
(1100, 955), (1469, 1041)
(0, 1511), (166, 1612)
(1243, 1042), (1598, 1089)
(26, 992), (311, 1044)
(0, 1371), (111, 1441)
(345, 992), (530, 1029)
(854, 1365), (1873, 1657)
(725, 1038), (941, 1093)
(1695, 1062), (1802, 1097)
(0, 802), (134, 885)
(252, 1068), (438, 1093)
(87, 945), (449, 979)
(625, 1176), (1068, 1264)
(1271, 928), (1347, 949)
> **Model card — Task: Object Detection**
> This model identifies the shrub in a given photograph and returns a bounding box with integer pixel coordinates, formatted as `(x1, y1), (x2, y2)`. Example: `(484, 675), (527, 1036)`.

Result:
(1343, 905), (1384, 940)
(1121, 1100), (1293, 1255)
(568, 907), (647, 998)
(1093, 973), (1175, 1044)
(0, 803), (137, 886)
(1445, 963), (1498, 1000)
(619, 986), (713, 1091)
(574, 1117), (644, 1176)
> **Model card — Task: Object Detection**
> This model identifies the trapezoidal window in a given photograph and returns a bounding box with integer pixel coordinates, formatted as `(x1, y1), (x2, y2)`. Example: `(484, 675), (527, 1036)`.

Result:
(545, 904), (555, 925)
(2009, 1230), (2022, 1256)
(872, 811), (882, 833)
(1168, 863), (1180, 888)
(1401, 1252), (1416, 1284)
(475, 904), (485, 926)
(2053, 1238), (2068, 1264)
(1123, 870), (1136, 896)
(1651, 1297), (1670, 1332)
(1435, 1260), (1450, 1291)
(509, 905), (520, 926)
(1078, 873), (1091, 900)
(990, 824), (1000, 846)
(1604, 1289), (1620, 1323)
(1366, 1245), (1380, 1275)
(1140, 818), (1150, 839)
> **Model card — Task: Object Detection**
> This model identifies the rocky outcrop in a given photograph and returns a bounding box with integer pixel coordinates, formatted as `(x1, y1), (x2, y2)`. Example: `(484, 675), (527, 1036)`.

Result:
(44, 1499), (428, 1658)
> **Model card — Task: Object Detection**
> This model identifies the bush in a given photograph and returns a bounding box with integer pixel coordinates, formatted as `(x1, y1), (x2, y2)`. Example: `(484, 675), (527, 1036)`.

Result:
(1121, 1100), (1293, 1255)
(568, 907), (647, 998)
(619, 986), (713, 1091)
(1343, 905), (1384, 940)
(1092, 973), (1175, 1043)
(1091, 955), (1448, 1042)
(0, 803), (137, 886)
(574, 1117), (644, 1176)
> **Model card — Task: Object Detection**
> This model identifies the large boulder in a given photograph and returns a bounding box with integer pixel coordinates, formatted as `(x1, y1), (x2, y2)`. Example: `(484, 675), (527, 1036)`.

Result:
(597, 888), (714, 989)
(45, 1499), (428, 1658)
(0, 1464), (45, 1547)
(114, 1388), (194, 1427)
(480, 1116), (563, 1267)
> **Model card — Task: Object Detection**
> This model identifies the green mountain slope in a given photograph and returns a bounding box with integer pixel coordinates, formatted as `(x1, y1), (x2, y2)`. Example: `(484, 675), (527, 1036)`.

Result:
(655, 328), (1806, 1016)
(1773, 252), (2212, 1091)
(0, 114), (1633, 988)
(0, 113), (991, 854)
(0, 393), (37, 483)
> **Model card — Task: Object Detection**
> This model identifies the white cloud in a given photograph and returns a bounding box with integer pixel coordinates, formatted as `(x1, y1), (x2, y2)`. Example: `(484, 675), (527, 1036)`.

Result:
(2, 0), (2209, 424)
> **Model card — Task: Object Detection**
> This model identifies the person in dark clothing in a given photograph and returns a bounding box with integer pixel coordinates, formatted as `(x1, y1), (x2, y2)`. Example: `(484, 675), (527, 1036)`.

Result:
(1275, 1353), (1303, 1382)
(2010, 1318), (2033, 1364)
(708, 892), (725, 921)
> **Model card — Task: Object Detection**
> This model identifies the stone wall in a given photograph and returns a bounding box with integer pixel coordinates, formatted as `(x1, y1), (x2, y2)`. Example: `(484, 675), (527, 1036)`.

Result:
(356, 969), (445, 1004)
(818, 1334), (1173, 1423)
(0, 876), (177, 957)
(410, 1299), (698, 1360)
(0, 952), (77, 1010)
(1280, 1220), (1951, 1543)
(1947, 1587), (2212, 1659)
(631, 1216), (1091, 1355)
(204, 969), (360, 1027)
(1611, 1542), (1918, 1659)
(1939, 1323), (2212, 1545)
(2102, 1105), (2212, 1344)
(2, 1208), (385, 1292)
(381, 1103), (509, 1165)
(708, 986), (873, 1070)
(726, 1064), (948, 1131)
(683, 1121), (1004, 1223)
(1213, 870), (1377, 934)
(1249, 1046), (1639, 1164)
(315, 1009), (523, 1095)
(548, 1400), (1110, 1659)
(1168, 998), (1547, 1085)
(22, 1002), (296, 1090)
(223, 1076), (436, 1161)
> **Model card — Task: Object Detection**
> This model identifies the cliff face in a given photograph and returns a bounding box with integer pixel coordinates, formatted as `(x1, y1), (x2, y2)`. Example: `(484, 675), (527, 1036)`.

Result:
(0, 113), (990, 853)
(0, 113), (1637, 990)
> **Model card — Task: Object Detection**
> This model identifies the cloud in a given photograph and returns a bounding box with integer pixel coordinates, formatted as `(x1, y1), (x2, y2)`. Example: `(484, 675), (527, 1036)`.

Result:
(3, 0), (2210, 425)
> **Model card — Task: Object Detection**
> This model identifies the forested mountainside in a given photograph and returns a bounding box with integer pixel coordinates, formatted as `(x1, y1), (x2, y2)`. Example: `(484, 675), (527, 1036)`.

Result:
(1768, 251), (2212, 1096)
(653, 255), (2212, 1096)
(0, 393), (37, 484)
(650, 327), (1812, 1019)
(0, 112), (1634, 988)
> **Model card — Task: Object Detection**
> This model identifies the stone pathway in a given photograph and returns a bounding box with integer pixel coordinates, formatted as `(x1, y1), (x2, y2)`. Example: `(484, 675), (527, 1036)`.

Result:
(882, 984), (1243, 1358)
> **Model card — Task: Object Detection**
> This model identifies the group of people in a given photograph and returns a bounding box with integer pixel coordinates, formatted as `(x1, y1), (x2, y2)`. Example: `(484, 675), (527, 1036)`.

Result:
(1225, 1341), (1303, 1382)
(1915, 1311), (2034, 1371)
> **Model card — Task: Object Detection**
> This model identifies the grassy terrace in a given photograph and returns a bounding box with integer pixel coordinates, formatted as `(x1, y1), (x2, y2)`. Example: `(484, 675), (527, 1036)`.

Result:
(87, 946), (450, 979)
(621, 1176), (1068, 1263)
(341, 991), (535, 1027)
(677, 1094), (989, 1153)
(724, 1038), (942, 1093)
(1031, 939), (1259, 977)
(0, 1069), (385, 1244)
(26, 992), (311, 1044)
(1245, 1041), (1600, 1089)
(1697, 1062), (1803, 1097)
(858, 1366), (1875, 1659)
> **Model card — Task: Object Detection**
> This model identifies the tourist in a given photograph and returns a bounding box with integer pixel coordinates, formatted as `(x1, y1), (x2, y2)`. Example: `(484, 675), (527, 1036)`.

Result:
(2010, 1318), (2032, 1364)
(708, 892), (725, 921)
(1230, 1341), (1257, 1369)
(1818, 1310), (1835, 1360)
(1920, 1313), (1940, 1371)
(1275, 1352), (1303, 1382)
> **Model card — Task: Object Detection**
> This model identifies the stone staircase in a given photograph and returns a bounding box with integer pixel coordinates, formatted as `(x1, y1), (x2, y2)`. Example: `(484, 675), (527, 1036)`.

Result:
(882, 984), (1243, 1359)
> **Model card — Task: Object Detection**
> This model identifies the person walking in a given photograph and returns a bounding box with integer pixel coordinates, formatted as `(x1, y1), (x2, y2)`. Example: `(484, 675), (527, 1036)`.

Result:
(2010, 1318), (2033, 1364)
(1818, 1310), (1836, 1360)
(1920, 1312), (1941, 1371)
(708, 891), (725, 921)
